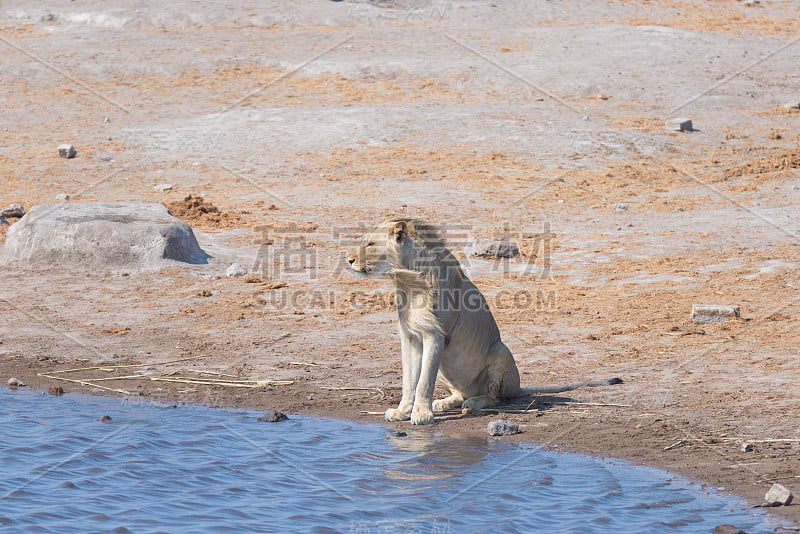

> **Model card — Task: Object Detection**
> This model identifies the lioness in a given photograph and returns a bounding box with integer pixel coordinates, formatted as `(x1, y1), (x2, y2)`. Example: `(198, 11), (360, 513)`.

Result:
(348, 218), (621, 425)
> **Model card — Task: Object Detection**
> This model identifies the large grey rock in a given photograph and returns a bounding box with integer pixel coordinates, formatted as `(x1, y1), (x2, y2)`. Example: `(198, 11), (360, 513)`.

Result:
(225, 262), (248, 277)
(0, 204), (25, 218)
(57, 144), (77, 159)
(465, 237), (520, 259)
(487, 419), (520, 436)
(665, 117), (693, 131)
(691, 304), (740, 324)
(0, 202), (209, 270)
(764, 483), (794, 506)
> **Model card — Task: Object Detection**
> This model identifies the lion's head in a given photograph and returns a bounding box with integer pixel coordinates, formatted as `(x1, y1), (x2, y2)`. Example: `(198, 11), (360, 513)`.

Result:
(347, 220), (405, 274)
(347, 218), (447, 275)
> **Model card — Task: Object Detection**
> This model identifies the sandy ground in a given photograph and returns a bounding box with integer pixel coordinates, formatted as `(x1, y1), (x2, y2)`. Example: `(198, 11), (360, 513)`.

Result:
(2, 0), (800, 527)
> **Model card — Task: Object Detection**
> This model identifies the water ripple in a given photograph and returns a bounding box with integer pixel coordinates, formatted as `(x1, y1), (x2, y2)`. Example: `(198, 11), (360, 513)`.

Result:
(0, 388), (791, 533)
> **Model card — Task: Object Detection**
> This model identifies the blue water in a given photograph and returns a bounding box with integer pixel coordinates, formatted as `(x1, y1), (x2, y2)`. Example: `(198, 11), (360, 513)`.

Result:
(0, 389), (790, 533)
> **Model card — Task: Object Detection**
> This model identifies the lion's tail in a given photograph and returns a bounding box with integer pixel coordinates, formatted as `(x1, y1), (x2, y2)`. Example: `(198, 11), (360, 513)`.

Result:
(517, 377), (623, 397)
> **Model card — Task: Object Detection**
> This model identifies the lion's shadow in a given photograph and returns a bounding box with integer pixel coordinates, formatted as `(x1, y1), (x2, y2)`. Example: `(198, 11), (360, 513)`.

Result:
(433, 394), (580, 422)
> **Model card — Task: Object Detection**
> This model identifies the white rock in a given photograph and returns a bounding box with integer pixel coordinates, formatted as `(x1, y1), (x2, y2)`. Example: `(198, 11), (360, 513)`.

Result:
(7, 377), (25, 387)
(690, 304), (740, 324)
(226, 263), (248, 277)
(464, 238), (519, 259)
(153, 184), (173, 192)
(614, 203), (629, 211)
(57, 144), (77, 158)
(55, 194), (70, 201)
(487, 419), (520, 436)
(665, 118), (693, 132)
(740, 442), (753, 452)
(764, 483), (794, 506)
(0, 202), (209, 270)
(782, 101), (800, 110)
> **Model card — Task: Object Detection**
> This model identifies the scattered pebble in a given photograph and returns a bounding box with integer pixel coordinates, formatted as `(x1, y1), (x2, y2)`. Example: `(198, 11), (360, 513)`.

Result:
(58, 144), (77, 159)
(740, 442), (753, 453)
(782, 101), (800, 110)
(665, 118), (693, 132)
(257, 410), (289, 422)
(0, 204), (25, 218)
(690, 304), (740, 324)
(153, 184), (173, 192)
(764, 482), (794, 506)
(713, 525), (747, 534)
(98, 415), (113, 422)
(614, 203), (629, 211)
(48, 386), (65, 396)
(487, 419), (520, 436)
(389, 431), (407, 438)
(464, 238), (519, 259)
(7, 377), (25, 387)
(226, 263), (249, 277)
(55, 193), (70, 201)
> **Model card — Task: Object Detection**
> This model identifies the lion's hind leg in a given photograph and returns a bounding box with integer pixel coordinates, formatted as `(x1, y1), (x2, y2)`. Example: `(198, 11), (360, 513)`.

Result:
(432, 392), (464, 412)
(461, 341), (519, 413)
(460, 392), (501, 413)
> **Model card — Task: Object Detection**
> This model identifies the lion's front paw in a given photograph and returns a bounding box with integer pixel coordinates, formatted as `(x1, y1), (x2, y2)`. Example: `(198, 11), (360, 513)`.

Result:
(385, 407), (411, 422)
(410, 407), (435, 425)
(432, 399), (446, 412)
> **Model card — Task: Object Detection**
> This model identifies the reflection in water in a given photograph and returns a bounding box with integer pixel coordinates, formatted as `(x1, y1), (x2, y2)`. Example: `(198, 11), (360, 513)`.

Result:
(383, 431), (490, 480)
(0, 388), (791, 534)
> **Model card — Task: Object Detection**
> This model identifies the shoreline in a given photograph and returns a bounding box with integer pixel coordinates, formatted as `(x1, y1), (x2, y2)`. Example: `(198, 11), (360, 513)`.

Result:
(6, 362), (798, 530)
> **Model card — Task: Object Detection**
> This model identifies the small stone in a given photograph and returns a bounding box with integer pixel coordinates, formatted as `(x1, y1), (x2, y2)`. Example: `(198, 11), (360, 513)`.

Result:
(713, 525), (747, 534)
(55, 194), (70, 201)
(7, 377), (25, 387)
(48, 386), (65, 396)
(153, 184), (173, 192)
(0, 204), (25, 218)
(389, 431), (407, 438)
(98, 415), (113, 422)
(226, 263), (248, 277)
(464, 238), (520, 259)
(58, 144), (77, 159)
(0, 216), (7, 226)
(614, 203), (629, 211)
(665, 118), (693, 132)
(782, 101), (800, 110)
(487, 419), (520, 436)
(764, 483), (794, 506)
(740, 442), (753, 452)
(257, 410), (288, 422)
(691, 304), (740, 324)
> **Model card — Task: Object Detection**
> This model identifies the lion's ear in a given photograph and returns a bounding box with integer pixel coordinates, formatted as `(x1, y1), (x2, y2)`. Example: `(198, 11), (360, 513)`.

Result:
(390, 221), (407, 243)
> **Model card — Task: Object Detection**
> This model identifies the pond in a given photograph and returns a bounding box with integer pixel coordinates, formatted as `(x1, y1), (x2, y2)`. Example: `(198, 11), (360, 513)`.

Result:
(0, 388), (790, 533)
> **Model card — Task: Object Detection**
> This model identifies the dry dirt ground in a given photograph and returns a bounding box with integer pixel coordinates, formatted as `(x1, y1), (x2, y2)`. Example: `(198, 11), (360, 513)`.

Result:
(1, 0), (800, 527)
